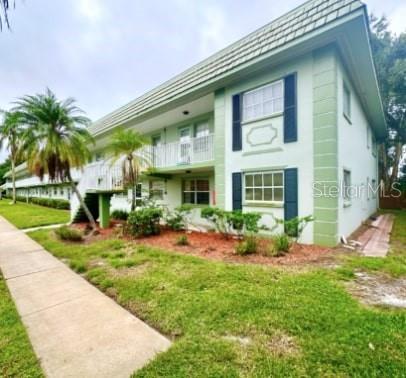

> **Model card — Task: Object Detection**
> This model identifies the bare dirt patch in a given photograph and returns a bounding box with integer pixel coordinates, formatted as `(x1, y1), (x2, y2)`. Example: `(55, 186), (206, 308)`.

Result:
(266, 331), (300, 357)
(347, 271), (406, 308)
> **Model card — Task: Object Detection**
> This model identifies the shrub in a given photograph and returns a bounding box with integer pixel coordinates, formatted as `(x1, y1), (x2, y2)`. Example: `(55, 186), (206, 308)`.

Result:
(30, 196), (70, 210)
(127, 207), (162, 237)
(272, 215), (314, 241)
(165, 204), (193, 231)
(175, 234), (189, 246)
(270, 234), (290, 256)
(235, 235), (258, 255)
(54, 225), (83, 242)
(202, 207), (264, 238)
(111, 209), (129, 221)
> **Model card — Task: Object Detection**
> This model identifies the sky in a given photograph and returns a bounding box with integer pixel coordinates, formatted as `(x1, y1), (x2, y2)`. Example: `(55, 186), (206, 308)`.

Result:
(1, 0), (405, 162)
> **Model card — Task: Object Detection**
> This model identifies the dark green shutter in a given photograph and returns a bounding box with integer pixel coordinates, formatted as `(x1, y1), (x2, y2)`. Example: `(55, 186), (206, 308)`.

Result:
(284, 73), (297, 143)
(232, 172), (242, 210)
(284, 168), (298, 235)
(232, 94), (242, 151)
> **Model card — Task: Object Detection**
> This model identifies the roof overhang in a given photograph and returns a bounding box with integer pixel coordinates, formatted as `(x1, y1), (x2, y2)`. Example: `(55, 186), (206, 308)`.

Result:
(90, 3), (386, 140)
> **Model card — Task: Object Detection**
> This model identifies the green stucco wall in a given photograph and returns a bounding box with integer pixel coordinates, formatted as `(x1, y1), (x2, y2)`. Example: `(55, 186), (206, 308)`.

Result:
(214, 89), (226, 209)
(312, 46), (339, 246)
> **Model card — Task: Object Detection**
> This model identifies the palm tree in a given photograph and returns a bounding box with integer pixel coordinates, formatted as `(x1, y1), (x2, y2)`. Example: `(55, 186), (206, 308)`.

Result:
(14, 88), (97, 230)
(0, 110), (24, 204)
(108, 128), (149, 211)
(0, 0), (13, 31)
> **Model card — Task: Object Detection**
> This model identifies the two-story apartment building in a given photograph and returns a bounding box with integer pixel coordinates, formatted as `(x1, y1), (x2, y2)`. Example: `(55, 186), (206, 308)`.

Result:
(2, 0), (386, 246)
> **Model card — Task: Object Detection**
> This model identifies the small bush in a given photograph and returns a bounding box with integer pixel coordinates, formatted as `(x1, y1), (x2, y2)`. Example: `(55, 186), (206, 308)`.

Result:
(54, 225), (83, 242)
(165, 204), (193, 231)
(111, 209), (129, 221)
(127, 207), (162, 237)
(202, 207), (264, 238)
(270, 234), (290, 256)
(175, 234), (189, 246)
(235, 235), (258, 255)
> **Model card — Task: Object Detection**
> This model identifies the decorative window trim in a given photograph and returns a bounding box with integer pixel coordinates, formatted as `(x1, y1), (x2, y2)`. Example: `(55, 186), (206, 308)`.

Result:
(242, 80), (284, 123)
(244, 171), (284, 204)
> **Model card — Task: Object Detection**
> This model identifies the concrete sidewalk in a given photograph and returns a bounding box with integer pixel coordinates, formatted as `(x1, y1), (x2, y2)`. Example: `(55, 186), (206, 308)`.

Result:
(0, 216), (171, 378)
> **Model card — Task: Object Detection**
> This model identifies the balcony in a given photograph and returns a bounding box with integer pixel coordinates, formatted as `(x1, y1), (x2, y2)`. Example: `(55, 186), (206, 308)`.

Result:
(143, 134), (215, 169)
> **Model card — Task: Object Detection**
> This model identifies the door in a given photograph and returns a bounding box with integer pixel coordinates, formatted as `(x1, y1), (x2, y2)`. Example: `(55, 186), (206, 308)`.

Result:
(179, 127), (191, 164)
(152, 135), (162, 167)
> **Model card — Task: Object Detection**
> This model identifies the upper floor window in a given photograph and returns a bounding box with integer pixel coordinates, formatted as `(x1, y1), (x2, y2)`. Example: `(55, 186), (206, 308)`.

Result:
(195, 122), (210, 138)
(242, 80), (283, 122)
(244, 171), (284, 203)
(343, 82), (351, 121)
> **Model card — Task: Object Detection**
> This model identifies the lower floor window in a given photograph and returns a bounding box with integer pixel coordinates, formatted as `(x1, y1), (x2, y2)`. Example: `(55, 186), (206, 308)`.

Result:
(343, 169), (351, 202)
(149, 181), (164, 201)
(182, 178), (210, 205)
(244, 171), (284, 203)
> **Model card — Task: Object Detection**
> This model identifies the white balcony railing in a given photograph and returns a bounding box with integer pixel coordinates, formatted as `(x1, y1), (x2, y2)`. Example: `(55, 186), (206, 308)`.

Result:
(142, 134), (215, 168)
(7, 134), (215, 200)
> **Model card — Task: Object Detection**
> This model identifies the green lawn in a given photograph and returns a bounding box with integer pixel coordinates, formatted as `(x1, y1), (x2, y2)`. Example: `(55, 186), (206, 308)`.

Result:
(0, 274), (43, 377)
(28, 212), (406, 377)
(0, 200), (69, 229)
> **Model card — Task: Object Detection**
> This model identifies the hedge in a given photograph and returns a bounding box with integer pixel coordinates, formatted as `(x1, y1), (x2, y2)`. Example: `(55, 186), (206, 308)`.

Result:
(2, 195), (70, 210)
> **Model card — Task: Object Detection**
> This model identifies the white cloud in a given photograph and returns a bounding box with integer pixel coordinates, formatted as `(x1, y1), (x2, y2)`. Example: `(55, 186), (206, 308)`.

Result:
(198, 4), (229, 59)
(387, 3), (406, 35)
(75, 0), (106, 24)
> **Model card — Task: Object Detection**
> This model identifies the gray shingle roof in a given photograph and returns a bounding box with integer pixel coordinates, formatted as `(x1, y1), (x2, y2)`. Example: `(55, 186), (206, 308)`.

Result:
(89, 0), (364, 136)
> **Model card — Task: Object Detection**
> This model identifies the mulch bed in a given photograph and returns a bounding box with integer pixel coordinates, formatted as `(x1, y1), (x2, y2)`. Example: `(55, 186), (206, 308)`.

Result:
(72, 222), (333, 266)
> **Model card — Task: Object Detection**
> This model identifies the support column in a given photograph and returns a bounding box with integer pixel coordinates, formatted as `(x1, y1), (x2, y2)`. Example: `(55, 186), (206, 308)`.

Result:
(312, 46), (339, 246)
(98, 193), (111, 229)
(214, 88), (226, 209)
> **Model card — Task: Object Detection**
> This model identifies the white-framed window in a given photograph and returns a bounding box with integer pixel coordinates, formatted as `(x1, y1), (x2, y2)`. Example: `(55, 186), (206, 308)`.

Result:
(182, 178), (210, 205)
(343, 169), (351, 203)
(195, 122), (210, 138)
(149, 181), (164, 201)
(242, 80), (283, 122)
(244, 171), (284, 203)
(343, 82), (351, 120)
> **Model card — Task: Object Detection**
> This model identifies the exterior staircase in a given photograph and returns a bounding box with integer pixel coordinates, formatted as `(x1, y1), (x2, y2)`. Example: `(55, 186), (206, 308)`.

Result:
(70, 161), (124, 224)
(72, 192), (99, 223)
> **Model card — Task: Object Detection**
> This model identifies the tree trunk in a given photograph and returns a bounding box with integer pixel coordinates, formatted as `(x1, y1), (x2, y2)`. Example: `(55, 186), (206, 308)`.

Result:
(379, 142), (389, 192)
(67, 172), (97, 230)
(11, 158), (16, 204)
(128, 157), (136, 212)
(388, 141), (403, 192)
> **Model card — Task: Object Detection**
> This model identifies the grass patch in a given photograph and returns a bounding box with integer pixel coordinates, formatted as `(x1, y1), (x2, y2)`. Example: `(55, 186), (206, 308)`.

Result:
(0, 273), (43, 377)
(28, 223), (406, 377)
(0, 200), (69, 229)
